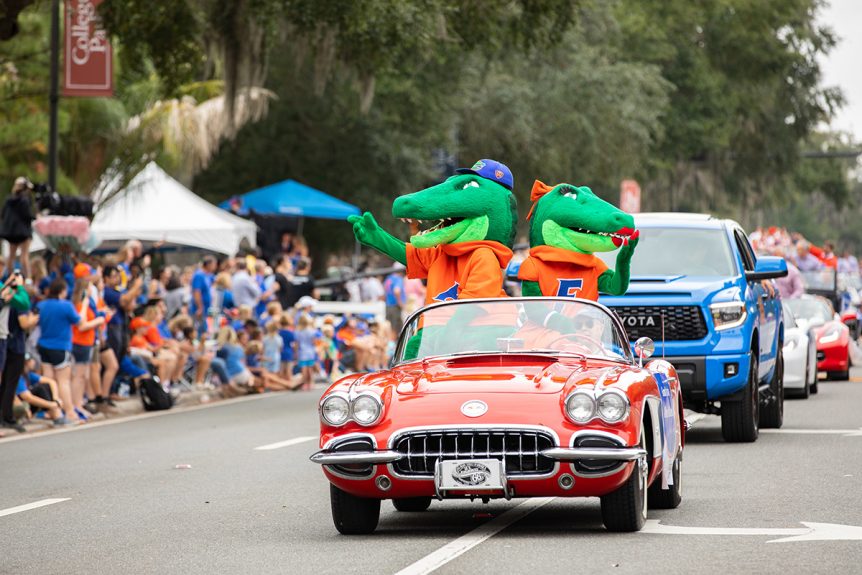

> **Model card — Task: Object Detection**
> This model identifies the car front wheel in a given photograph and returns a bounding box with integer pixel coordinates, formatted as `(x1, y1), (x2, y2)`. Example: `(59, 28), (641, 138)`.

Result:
(721, 350), (759, 442)
(601, 429), (648, 532)
(330, 484), (381, 535)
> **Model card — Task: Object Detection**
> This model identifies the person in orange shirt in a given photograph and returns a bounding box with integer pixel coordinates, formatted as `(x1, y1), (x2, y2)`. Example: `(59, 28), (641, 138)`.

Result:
(70, 265), (104, 418)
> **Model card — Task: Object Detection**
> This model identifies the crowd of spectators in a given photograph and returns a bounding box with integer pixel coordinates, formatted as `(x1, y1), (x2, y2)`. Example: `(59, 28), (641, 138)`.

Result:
(0, 230), (427, 434)
(749, 227), (860, 300)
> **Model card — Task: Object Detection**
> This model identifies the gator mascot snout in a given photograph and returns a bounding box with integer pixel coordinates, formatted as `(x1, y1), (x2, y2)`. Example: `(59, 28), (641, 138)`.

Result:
(519, 180), (638, 299)
(349, 159), (517, 305)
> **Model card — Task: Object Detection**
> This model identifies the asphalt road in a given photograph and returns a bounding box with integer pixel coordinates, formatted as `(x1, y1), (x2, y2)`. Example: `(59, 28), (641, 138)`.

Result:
(2, 370), (861, 575)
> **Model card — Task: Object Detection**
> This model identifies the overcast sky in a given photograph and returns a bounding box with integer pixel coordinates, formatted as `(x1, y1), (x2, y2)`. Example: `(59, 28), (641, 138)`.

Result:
(818, 0), (862, 142)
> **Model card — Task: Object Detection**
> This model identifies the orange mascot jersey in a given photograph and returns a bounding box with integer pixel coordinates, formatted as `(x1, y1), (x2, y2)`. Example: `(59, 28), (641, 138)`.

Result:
(517, 245), (608, 301)
(406, 241), (513, 305)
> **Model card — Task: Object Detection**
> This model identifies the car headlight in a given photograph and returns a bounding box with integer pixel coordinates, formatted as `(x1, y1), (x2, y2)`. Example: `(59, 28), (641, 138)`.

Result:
(351, 394), (382, 426)
(320, 394), (350, 426)
(565, 391), (596, 424)
(596, 391), (629, 423)
(819, 328), (841, 344)
(710, 301), (747, 331)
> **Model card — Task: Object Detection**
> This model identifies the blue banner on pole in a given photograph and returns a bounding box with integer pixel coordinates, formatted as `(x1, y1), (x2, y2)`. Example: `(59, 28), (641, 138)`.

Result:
(653, 372), (677, 488)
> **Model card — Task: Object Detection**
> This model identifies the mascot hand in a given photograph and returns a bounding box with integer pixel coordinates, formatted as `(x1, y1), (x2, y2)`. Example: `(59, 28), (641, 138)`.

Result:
(349, 212), (383, 246)
(618, 229), (639, 262)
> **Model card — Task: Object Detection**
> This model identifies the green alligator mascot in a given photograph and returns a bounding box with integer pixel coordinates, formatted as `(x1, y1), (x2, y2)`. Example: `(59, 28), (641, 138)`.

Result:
(518, 179), (639, 300)
(348, 159), (517, 304)
(348, 159), (517, 357)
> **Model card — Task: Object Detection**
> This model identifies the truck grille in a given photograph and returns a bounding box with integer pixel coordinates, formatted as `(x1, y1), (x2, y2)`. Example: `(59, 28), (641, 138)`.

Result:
(391, 428), (556, 477)
(610, 305), (708, 341)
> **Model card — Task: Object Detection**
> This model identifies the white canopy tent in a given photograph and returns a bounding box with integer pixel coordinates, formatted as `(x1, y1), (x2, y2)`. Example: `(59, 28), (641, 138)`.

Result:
(32, 162), (256, 255)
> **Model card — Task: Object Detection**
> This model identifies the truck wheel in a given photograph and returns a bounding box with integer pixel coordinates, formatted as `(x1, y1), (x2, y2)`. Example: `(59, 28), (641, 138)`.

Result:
(721, 351), (759, 442)
(330, 484), (380, 535)
(392, 497), (432, 512)
(648, 449), (682, 509)
(760, 347), (784, 428)
(601, 429), (648, 532)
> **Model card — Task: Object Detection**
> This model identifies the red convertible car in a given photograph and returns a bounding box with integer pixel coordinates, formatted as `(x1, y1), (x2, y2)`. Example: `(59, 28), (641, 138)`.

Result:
(786, 295), (851, 380)
(311, 298), (685, 534)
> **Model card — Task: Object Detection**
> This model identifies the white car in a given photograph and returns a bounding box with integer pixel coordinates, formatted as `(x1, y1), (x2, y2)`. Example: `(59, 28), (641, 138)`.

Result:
(782, 301), (818, 398)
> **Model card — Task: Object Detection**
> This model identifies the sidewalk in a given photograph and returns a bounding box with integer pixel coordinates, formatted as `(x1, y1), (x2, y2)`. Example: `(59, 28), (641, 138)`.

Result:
(1, 388), (232, 438)
(0, 378), (333, 439)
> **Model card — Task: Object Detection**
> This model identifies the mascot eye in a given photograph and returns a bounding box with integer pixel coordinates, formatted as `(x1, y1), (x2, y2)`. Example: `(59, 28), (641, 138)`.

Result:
(462, 181), (480, 190)
(562, 189), (578, 199)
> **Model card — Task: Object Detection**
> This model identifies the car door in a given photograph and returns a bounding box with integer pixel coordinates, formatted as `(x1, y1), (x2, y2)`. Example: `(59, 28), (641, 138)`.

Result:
(734, 228), (777, 380)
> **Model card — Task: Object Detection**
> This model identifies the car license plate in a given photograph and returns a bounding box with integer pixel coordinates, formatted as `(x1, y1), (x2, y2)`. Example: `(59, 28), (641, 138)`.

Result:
(436, 458), (505, 492)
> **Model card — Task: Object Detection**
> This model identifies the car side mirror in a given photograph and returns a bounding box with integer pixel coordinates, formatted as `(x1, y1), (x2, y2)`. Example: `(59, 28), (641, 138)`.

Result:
(745, 256), (788, 281)
(634, 337), (654, 367)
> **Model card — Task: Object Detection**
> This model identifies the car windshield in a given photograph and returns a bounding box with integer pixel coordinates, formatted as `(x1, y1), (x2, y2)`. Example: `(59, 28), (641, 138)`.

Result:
(801, 269), (836, 291)
(785, 298), (833, 324)
(596, 227), (735, 277)
(393, 298), (633, 365)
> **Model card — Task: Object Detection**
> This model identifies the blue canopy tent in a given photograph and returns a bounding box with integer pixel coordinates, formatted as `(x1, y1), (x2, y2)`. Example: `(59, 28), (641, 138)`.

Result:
(220, 179), (361, 264)
(219, 179), (360, 221)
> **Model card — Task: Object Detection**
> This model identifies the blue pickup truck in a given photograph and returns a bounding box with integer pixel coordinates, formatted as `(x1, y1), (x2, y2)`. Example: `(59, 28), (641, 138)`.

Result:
(597, 213), (788, 442)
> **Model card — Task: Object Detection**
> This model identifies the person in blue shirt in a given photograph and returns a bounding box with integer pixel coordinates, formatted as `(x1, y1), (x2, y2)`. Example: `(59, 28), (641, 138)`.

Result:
(383, 265), (406, 334)
(191, 255), (217, 336)
(15, 357), (64, 424)
(37, 278), (105, 423)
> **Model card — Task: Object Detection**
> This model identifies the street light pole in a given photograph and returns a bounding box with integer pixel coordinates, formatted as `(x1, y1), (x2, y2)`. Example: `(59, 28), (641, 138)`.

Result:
(48, 0), (60, 191)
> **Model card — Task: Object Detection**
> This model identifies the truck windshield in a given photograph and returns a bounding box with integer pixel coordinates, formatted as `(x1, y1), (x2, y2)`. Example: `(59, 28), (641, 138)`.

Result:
(597, 227), (736, 277)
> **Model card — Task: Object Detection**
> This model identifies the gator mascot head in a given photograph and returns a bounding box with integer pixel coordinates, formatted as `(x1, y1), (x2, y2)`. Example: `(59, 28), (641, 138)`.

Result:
(528, 181), (636, 253)
(520, 180), (639, 298)
(393, 159), (517, 250)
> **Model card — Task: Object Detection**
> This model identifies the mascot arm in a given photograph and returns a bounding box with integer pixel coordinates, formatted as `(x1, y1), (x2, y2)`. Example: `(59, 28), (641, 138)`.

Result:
(597, 232), (639, 296)
(348, 212), (407, 265)
(521, 280), (542, 297)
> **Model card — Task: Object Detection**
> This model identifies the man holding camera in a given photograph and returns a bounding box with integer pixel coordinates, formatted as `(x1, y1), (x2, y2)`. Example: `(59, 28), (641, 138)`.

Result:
(0, 177), (35, 278)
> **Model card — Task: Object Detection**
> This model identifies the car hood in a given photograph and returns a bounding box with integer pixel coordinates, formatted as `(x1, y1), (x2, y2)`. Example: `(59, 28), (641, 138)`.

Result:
(371, 356), (628, 395)
(620, 275), (738, 301)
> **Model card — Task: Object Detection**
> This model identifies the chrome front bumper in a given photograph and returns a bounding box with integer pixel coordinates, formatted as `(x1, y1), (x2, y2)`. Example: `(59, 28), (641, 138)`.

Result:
(541, 447), (646, 461)
(309, 447), (645, 466)
(310, 450), (402, 465)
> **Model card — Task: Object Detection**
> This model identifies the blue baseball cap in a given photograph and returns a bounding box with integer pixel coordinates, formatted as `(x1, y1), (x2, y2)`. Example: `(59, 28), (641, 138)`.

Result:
(455, 159), (514, 190)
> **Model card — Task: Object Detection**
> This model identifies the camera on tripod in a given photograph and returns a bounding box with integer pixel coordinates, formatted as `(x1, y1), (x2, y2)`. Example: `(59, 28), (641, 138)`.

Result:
(31, 181), (95, 218)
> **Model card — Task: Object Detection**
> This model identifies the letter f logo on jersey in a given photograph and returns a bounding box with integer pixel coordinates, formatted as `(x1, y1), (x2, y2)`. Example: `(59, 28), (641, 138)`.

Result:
(434, 282), (460, 302)
(556, 278), (584, 298)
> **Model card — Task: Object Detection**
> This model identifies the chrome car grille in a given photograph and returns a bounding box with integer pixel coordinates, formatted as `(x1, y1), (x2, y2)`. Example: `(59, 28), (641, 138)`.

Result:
(330, 437), (374, 477)
(571, 434), (626, 475)
(391, 428), (556, 477)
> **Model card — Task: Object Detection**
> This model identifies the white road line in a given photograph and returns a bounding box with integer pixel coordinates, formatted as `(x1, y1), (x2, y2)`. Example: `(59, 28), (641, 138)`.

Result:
(393, 497), (555, 575)
(0, 498), (70, 518)
(254, 436), (316, 451)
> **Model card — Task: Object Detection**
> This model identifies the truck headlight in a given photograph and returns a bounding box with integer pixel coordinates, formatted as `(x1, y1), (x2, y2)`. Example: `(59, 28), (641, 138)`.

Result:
(596, 391), (629, 423)
(351, 394), (382, 426)
(320, 394), (350, 426)
(710, 302), (747, 331)
(565, 391), (596, 424)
